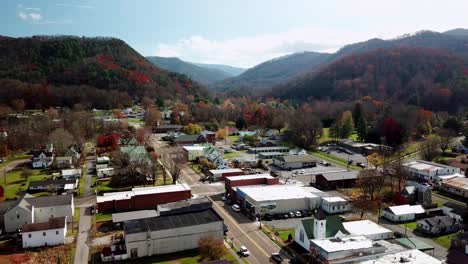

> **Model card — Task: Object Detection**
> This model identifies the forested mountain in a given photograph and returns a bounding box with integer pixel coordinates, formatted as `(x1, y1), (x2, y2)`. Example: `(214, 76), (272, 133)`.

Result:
(443, 28), (468, 37)
(209, 51), (331, 95)
(192, 63), (245, 76)
(146, 56), (234, 84)
(0, 36), (208, 109)
(269, 47), (468, 113)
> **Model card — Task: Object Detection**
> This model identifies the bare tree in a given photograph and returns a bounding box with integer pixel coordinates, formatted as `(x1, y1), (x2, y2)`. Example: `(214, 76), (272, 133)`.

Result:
(356, 169), (384, 200)
(421, 135), (441, 161)
(438, 128), (454, 153)
(353, 197), (379, 219)
(48, 128), (74, 156)
(110, 151), (153, 187)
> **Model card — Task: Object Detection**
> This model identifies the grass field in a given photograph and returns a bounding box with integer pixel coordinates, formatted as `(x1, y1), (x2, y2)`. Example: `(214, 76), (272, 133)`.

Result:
(1, 168), (53, 199)
(431, 232), (460, 249)
(228, 135), (240, 142)
(317, 128), (358, 144)
(224, 152), (241, 159)
(400, 221), (418, 231)
(312, 151), (361, 170)
(95, 213), (113, 223)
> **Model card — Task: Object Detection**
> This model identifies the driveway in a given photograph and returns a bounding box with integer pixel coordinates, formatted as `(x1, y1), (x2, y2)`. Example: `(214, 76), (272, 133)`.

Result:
(0, 158), (30, 178)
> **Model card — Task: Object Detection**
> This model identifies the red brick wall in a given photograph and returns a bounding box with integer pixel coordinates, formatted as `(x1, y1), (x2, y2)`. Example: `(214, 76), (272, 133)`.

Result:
(219, 171), (246, 181)
(225, 177), (279, 202)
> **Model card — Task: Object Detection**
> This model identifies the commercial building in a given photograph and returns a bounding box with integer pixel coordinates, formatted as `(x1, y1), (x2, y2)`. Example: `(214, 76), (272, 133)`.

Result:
(383, 204), (425, 222)
(403, 160), (462, 182)
(248, 146), (289, 154)
(112, 210), (158, 224)
(310, 236), (386, 263)
(258, 152), (286, 160)
(124, 207), (224, 258)
(440, 177), (468, 198)
(342, 220), (393, 240)
(21, 216), (67, 248)
(236, 185), (320, 215)
(320, 197), (351, 214)
(225, 174), (279, 201)
(173, 134), (206, 146)
(97, 184), (192, 213)
(273, 154), (317, 170)
(182, 145), (206, 161)
(313, 171), (358, 190)
(338, 139), (392, 155)
(357, 249), (442, 264)
(153, 124), (183, 133)
(207, 168), (244, 181)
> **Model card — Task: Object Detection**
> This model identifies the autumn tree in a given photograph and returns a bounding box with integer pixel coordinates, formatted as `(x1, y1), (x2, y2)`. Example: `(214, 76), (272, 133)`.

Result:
(380, 117), (403, 147)
(235, 117), (247, 130)
(463, 126), (468, 148)
(0, 144), (8, 158)
(10, 99), (25, 112)
(198, 236), (227, 261)
(286, 108), (322, 149)
(216, 128), (228, 140)
(48, 128), (74, 156)
(110, 151), (153, 187)
(352, 102), (363, 128)
(356, 169), (383, 200)
(438, 128), (454, 153)
(183, 123), (202, 135)
(339, 111), (354, 138)
(367, 153), (384, 169)
(417, 109), (433, 136)
(353, 197), (379, 219)
(421, 134), (441, 161)
(145, 106), (161, 128)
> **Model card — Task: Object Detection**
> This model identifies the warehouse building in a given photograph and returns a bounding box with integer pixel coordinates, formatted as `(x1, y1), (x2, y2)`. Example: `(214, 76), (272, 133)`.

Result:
(208, 168), (245, 181)
(248, 146), (289, 154)
(312, 171), (358, 190)
(320, 197), (351, 214)
(342, 220), (393, 240)
(225, 174), (279, 201)
(440, 177), (468, 198)
(383, 204), (425, 222)
(273, 154), (317, 170)
(403, 160), (462, 182)
(236, 185), (320, 215)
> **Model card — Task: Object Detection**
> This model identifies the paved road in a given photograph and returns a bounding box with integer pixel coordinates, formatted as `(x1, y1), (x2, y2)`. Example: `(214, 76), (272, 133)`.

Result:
(0, 158), (30, 178)
(74, 143), (95, 264)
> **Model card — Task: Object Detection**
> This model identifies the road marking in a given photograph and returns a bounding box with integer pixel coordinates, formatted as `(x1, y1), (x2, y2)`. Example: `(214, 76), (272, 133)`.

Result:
(208, 197), (272, 259)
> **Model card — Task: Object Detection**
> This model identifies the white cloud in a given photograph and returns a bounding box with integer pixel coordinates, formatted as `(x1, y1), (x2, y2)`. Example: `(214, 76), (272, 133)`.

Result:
(28, 12), (42, 21)
(56, 3), (95, 9)
(18, 12), (28, 20)
(153, 27), (383, 68)
(18, 11), (42, 22)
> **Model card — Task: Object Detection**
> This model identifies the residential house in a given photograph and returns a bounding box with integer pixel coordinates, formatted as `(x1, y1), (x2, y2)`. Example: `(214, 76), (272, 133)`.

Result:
(289, 148), (307, 155)
(124, 207), (223, 258)
(183, 145), (206, 161)
(154, 124), (182, 133)
(440, 177), (468, 198)
(382, 204), (425, 222)
(62, 168), (82, 179)
(55, 156), (72, 169)
(225, 127), (239, 136)
(320, 197), (351, 214)
(273, 154), (316, 170)
(28, 178), (78, 193)
(31, 149), (54, 169)
(254, 139), (277, 147)
(64, 144), (81, 163)
(417, 215), (459, 235)
(453, 145), (468, 154)
(118, 135), (140, 146)
(208, 168), (244, 181)
(402, 181), (432, 206)
(442, 202), (467, 223)
(403, 160), (462, 182)
(201, 130), (216, 144)
(120, 146), (153, 166)
(21, 216), (66, 248)
(447, 231), (468, 264)
(295, 211), (349, 251)
(97, 167), (115, 178)
(3, 194), (74, 233)
(173, 134), (206, 146)
(239, 131), (258, 141)
(338, 139), (392, 155)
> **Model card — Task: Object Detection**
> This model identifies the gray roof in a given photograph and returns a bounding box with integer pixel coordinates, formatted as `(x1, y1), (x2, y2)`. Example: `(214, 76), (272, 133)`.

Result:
(443, 202), (468, 216)
(112, 210), (158, 223)
(29, 179), (76, 188)
(174, 134), (202, 142)
(124, 208), (222, 234)
(25, 194), (73, 208)
(419, 215), (457, 228)
(157, 197), (212, 216)
(319, 171), (358, 181)
(274, 154), (316, 163)
(0, 200), (20, 216)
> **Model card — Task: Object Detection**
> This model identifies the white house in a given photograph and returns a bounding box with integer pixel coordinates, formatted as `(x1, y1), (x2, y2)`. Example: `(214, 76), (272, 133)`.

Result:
(182, 145), (206, 161)
(403, 160), (461, 182)
(441, 202), (467, 223)
(55, 156), (72, 169)
(64, 145), (81, 162)
(62, 168), (82, 179)
(97, 167), (115, 178)
(342, 220), (393, 240)
(32, 150), (54, 169)
(21, 216), (66, 248)
(3, 194), (74, 233)
(320, 197), (352, 214)
(383, 204), (425, 222)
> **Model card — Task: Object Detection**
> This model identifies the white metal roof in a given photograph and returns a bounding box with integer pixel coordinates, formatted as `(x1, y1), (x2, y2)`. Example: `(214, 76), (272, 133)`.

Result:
(209, 168), (243, 174)
(403, 160), (449, 172)
(225, 173), (273, 181)
(97, 184), (191, 203)
(311, 235), (375, 253)
(112, 210), (158, 223)
(237, 184), (318, 202)
(342, 220), (392, 237)
(357, 249), (442, 264)
(438, 173), (465, 181)
(182, 146), (206, 151)
(388, 204), (425, 216)
(61, 168), (82, 176)
(322, 196), (347, 203)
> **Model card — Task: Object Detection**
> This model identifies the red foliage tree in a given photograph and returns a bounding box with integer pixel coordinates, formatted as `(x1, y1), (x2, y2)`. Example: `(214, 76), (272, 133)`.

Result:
(393, 193), (408, 205)
(380, 117), (403, 146)
(96, 132), (119, 151)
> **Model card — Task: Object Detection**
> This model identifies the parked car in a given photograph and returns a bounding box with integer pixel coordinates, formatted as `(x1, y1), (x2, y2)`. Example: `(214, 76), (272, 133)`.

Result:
(289, 212), (295, 218)
(271, 253), (284, 263)
(356, 162), (366, 168)
(264, 214), (273, 221)
(232, 204), (241, 212)
(221, 195), (226, 201)
(320, 160), (330, 166)
(299, 169), (305, 174)
(239, 246), (250, 257)
(283, 213), (290, 219)
(294, 211), (302, 217)
(301, 210), (308, 217)
(223, 224), (228, 234)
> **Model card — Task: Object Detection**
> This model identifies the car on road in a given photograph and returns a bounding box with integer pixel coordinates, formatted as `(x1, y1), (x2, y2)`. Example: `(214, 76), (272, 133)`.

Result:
(271, 253), (284, 263)
(239, 246), (250, 257)
(264, 214), (273, 221)
(356, 162), (366, 168)
(294, 211), (302, 217)
(289, 212), (295, 218)
(320, 160), (331, 166)
(299, 169), (305, 174)
(231, 204), (241, 212)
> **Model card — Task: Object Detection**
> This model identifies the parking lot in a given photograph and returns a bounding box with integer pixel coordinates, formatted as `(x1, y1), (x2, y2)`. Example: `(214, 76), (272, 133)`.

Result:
(319, 145), (368, 167)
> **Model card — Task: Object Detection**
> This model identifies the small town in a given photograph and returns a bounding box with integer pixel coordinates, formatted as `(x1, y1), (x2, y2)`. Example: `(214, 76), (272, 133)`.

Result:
(1, 1), (468, 263)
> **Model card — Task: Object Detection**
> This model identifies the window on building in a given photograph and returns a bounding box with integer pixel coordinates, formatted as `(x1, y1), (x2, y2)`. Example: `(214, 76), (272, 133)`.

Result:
(43, 232), (46, 236)
(16, 214), (20, 219)
(300, 230), (304, 242)
(28, 234), (31, 238)
(56, 230), (59, 235)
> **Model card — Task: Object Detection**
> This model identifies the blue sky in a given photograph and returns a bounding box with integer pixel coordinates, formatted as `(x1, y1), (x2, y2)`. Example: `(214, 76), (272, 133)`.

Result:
(1, 0), (467, 67)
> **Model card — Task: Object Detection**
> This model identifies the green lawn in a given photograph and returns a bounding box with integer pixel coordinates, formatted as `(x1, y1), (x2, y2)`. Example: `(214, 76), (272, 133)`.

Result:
(276, 229), (295, 242)
(79, 176), (86, 196)
(1, 168), (52, 199)
(400, 221), (418, 231)
(0, 153), (32, 170)
(224, 152), (241, 159)
(317, 128), (359, 145)
(67, 208), (81, 236)
(95, 212), (113, 223)
(121, 249), (239, 264)
(311, 151), (361, 170)
(228, 135), (240, 142)
(431, 232), (460, 249)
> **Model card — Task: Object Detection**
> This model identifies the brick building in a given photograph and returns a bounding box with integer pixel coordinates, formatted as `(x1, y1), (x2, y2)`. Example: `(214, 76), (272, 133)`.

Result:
(97, 184), (192, 213)
(313, 171), (358, 190)
(208, 168), (245, 181)
(225, 174), (279, 201)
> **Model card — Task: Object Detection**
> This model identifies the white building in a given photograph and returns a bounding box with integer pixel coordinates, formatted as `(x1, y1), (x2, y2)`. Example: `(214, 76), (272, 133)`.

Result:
(124, 208), (223, 258)
(3, 194), (74, 233)
(383, 204), (425, 222)
(61, 168), (82, 179)
(403, 160), (462, 182)
(310, 236), (386, 263)
(357, 249), (442, 264)
(320, 197), (351, 214)
(236, 185), (321, 215)
(441, 202), (467, 223)
(342, 220), (393, 240)
(21, 216), (66, 248)
(208, 168), (244, 181)
(32, 150), (54, 169)
(97, 167), (115, 178)
(182, 145), (206, 161)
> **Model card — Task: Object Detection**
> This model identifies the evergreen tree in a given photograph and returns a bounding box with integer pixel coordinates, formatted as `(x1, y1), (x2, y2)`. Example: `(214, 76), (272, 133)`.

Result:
(339, 111), (354, 139)
(463, 126), (468, 147)
(356, 116), (368, 142)
(329, 122), (341, 141)
(352, 103), (363, 128)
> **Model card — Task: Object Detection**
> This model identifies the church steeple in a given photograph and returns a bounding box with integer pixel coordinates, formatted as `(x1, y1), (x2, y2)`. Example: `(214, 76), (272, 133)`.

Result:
(313, 209), (327, 239)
